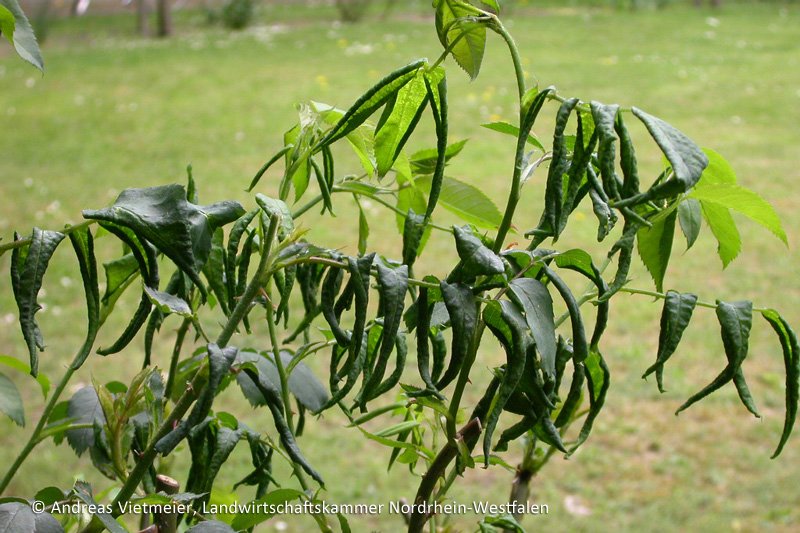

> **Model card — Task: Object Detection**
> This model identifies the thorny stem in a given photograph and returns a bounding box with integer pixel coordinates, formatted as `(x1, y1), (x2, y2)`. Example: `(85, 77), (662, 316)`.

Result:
(81, 215), (282, 533)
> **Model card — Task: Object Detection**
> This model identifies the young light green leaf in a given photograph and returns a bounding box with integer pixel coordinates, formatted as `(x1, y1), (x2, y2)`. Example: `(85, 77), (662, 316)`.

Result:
(84, 185), (245, 295)
(0, 355), (48, 398)
(637, 209), (677, 292)
(761, 309), (800, 458)
(642, 291), (698, 392)
(0, 0), (43, 71)
(632, 107), (708, 197)
(10, 228), (65, 377)
(356, 200), (369, 256)
(375, 69), (428, 178)
(409, 139), (468, 176)
(317, 60), (426, 148)
(700, 200), (741, 268)
(0, 5), (14, 45)
(0, 373), (24, 427)
(678, 198), (702, 249)
(230, 489), (306, 530)
(143, 285), (194, 318)
(507, 278), (557, 380)
(413, 175), (503, 230)
(481, 122), (544, 151)
(688, 184), (787, 245)
(435, 1), (486, 80)
(696, 147), (737, 186)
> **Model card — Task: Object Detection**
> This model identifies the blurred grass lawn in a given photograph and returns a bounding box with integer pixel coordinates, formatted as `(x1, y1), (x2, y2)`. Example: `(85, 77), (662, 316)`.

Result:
(2, 1), (800, 531)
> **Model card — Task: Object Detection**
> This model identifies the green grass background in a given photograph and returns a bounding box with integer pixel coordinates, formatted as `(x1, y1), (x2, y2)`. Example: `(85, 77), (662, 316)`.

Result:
(2, 1), (800, 531)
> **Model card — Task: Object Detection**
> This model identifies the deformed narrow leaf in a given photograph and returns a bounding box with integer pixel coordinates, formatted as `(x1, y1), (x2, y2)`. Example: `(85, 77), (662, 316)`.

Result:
(643, 291), (698, 392)
(567, 347), (610, 455)
(449, 226), (504, 281)
(762, 309), (800, 458)
(68, 227), (100, 370)
(436, 281), (477, 389)
(481, 121), (544, 151)
(144, 285), (194, 318)
(10, 228), (65, 377)
(678, 198), (702, 250)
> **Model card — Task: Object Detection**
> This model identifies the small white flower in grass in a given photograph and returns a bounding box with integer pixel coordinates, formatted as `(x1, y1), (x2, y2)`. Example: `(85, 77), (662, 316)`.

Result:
(705, 31), (716, 40)
(564, 495), (592, 516)
(633, 54), (643, 63)
(25, 77), (35, 88)
(39, 288), (47, 298)
(108, 188), (119, 198)
(46, 201), (61, 213)
(24, 178), (34, 188)
(0, 220), (7, 229)
(7, 107), (16, 116)
(60, 277), (73, 288)
(35, 211), (44, 221)
(731, 115), (742, 125)
(75, 95), (85, 106)
(274, 521), (288, 531)
(0, 66), (5, 76)
(737, 40), (747, 49)
(705, 17), (720, 28)
(4, 314), (15, 324)
(236, 132), (246, 142)
(52, 306), (62, 316)
(128, 103), (138, 112)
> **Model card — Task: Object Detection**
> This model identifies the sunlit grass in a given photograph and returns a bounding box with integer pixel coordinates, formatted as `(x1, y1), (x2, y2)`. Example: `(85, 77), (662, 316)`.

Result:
(1, 2), (800, 531)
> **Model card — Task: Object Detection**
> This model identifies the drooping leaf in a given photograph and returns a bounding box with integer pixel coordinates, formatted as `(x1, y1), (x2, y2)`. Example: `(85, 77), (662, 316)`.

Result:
(762, 309), (800, 458)
(568, 347), (610, 455)
(203, 227), (229, 316)
(0, 0), (43, 70)
(423, 68), (449, 221)
(449, 226), (504, 281)
(678, 198), (702, 250)
(0, 355), (48, 398)
(84, 185), (244, 296)
(590, 101), (621, 202)
(413, 175), (503, 230)
(689, 184), (787, 246)
(676, 300), (754, 415)
(67, 228), (100, 370)
(0, 373), (24, 426)
(632, 107), (708, 198)
(642, 291), (698, 392)
(701, 200), (741, 268)
(436, 281), (477, 389)
(10, 228), (65, 377)
(255, 194), (294, 241)
(507, 278), (557, 380)
(236, 350), (329, 413)
(637, 208), (677, 292)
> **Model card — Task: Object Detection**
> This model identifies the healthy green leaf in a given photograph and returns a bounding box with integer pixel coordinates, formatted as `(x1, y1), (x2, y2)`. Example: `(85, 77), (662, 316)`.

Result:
(83, 185), (245, 295)
(642, 291), (698, 392)
(700, 200), (741, 268)
(409, 139), (468, 175)
(435, 1), (486, 80)
(0, 0), (43, 70)
(637, 208), (677, 292)
(480, 122), (544, 151)
(0, 355), (49, 398)
(696, 147), (737, 186)
(375, 69), (428, 178)
(678, 198), (702, 249)
(413, 175), (503, 230)
(0, 5), (14, 45)
(688, 184), (787, 246)
(10, 228), (65, 377)
(507, 278), (557, 380)
(0, 373), (24, 426)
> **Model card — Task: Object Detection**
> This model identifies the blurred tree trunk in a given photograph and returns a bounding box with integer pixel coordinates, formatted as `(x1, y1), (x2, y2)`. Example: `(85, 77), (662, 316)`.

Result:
(138, 0), (150, 36)
(694, 0), (722, 6)
(157, 0), (172, 37)
(335, 0), (369, 23)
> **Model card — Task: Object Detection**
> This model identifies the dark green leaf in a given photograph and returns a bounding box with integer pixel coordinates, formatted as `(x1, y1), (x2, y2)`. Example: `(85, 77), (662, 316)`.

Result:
(643, 291), (698, 392)
(507, 278), (556, 380)
(590, 101), (621, 202)
(255, 194), (293, 241)
(66, 386), (105, 456)
(186, 521), (237, 532)
(436, 281), (477, 389)
(568, 347), (610, 455)
(0, 502), (34, 533)
(101, 254), (139, 307)
(68, 228), (100, 370)
(10, 228), (65, 377)
(0, 373), (24, 426)
(203, 227), (229, 316)
(678, 198), (702, 249)
(636, 208), (677, 292)
(423, 69), (449, 220)
(402, 208), (426, 268)
(543, 267), (589, 363)
(143, 285), (194, 318)
(449, 226), (504, 281)
(632, 107), (709, 197)
(357, 201), (369, 256)
(0, 0), (43, 70)
(83, 185), (245, 295)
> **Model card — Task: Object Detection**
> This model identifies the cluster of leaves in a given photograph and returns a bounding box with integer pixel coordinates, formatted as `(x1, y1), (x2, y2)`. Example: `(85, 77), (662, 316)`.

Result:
(0, 1), (797, 532)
